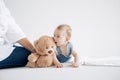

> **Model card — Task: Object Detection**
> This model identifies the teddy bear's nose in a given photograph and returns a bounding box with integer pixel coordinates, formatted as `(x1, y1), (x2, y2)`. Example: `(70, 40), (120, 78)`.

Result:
(48, 50), (53, 54)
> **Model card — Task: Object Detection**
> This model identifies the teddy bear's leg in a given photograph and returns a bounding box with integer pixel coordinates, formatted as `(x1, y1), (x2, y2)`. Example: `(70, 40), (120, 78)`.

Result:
(26, 62), (37, 68)
(37, 56), (53, 67)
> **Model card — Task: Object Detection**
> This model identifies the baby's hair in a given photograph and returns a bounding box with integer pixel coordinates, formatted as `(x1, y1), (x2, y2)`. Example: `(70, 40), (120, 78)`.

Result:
(56, 24), (72, 39)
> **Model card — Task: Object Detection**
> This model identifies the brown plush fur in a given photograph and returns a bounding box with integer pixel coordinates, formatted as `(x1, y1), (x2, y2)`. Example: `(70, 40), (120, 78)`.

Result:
(27, 35), (56, 68)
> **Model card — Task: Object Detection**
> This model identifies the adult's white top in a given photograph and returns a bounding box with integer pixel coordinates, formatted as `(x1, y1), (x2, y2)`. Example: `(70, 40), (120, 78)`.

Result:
(0, 0), (26, 61)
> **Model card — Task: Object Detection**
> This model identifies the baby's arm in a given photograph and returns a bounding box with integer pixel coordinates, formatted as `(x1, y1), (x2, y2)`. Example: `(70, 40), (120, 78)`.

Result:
(72, 50), (79, 67)
(53, 53), (63, 68)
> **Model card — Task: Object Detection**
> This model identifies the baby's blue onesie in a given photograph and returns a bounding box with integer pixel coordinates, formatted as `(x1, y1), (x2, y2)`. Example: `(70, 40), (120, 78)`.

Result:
(56, 42), (73, 63)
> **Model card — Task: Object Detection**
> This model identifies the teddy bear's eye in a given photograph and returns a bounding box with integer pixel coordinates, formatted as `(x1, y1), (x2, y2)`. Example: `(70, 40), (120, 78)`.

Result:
(46, 47), (48, 49)
(51, 46), (54, 48)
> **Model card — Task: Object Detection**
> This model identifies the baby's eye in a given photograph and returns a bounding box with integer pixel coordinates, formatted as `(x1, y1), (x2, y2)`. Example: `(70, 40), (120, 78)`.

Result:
(57, 36), (60, 38)
(54, 35), (60, 38)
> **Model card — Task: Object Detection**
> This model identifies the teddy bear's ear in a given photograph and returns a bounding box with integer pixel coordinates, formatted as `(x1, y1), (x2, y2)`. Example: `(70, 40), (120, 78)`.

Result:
(51, 37), (55, 42)
(34, 40), (39, 47)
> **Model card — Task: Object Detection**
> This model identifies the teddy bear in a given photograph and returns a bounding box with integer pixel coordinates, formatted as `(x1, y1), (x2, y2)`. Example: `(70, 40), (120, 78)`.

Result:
(27, 35), (56, 68)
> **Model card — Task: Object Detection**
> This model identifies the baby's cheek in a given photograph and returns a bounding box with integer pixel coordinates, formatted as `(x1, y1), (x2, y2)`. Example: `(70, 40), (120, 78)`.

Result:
(60, 39), (66, 44)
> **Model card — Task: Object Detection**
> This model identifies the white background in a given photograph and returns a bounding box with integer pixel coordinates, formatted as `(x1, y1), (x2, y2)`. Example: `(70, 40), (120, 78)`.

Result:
(5, 0), (120, 58)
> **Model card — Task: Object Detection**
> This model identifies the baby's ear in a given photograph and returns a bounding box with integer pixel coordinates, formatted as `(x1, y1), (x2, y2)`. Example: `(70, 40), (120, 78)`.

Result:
(34, 40), (39, 47)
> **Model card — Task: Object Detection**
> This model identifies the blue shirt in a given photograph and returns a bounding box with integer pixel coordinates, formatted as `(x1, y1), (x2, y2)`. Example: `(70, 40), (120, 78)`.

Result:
(56, 42), (73, 63)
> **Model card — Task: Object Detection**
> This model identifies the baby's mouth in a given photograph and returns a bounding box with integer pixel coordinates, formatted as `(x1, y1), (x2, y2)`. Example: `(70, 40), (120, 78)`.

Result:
(55, 42), (60, 46)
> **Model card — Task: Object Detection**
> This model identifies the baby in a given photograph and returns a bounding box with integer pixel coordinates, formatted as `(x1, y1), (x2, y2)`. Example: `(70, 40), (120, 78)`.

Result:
(53, 24), (79, 67)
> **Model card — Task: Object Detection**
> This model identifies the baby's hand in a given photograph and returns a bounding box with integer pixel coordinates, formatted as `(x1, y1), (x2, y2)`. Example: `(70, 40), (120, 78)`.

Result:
(72, 62), (79, 68)
(55, 62), (63, 68)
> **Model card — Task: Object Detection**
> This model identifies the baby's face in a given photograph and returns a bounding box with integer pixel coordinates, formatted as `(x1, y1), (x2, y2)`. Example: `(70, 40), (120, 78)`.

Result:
(54, 29), (67, 46)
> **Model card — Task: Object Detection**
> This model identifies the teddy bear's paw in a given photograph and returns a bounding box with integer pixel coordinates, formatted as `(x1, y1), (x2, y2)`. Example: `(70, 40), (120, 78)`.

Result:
(28, 54), (38, 62)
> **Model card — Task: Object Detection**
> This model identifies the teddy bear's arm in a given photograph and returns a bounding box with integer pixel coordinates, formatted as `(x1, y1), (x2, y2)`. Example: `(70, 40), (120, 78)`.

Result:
(28, 53), (39, 62)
